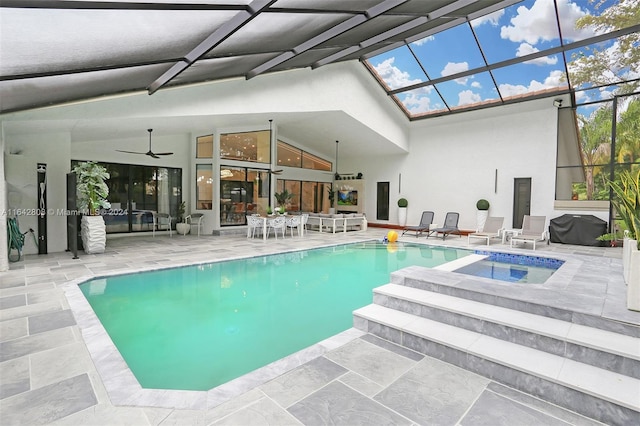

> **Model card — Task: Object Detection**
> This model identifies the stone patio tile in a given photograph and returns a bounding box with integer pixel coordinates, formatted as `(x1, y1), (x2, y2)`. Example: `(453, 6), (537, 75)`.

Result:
(211, 397), (301, 426)
(260, 356), (347, 408)
(0, 327), (75, 362)
(0, 299), (62, 322)
(324, 338), (417, 387)
(0, 317), (28, 342)
(0, 374), (97, 425)
(50, 403), (151, 426)
(28, 309), (76, 335)
(30, 342), (93, 389)
(374, 356), (490, 425)
(0, 294), (26, 310)
(288, 381), (411, 425)
(459, 389), (569, 425)
(0, 356), (30, 399)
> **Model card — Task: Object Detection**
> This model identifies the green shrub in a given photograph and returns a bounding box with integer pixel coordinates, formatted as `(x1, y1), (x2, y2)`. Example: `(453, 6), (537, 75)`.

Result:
(397, 198), (408, 207)
(476, 199), (490, 210)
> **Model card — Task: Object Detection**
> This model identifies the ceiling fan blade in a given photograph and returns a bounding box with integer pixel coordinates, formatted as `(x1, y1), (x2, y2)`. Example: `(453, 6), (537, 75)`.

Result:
(116, 150), (146, 154)
(146, 152), (160, 159)
(153, 152), (173, 156)
(270, 169), (283, 174)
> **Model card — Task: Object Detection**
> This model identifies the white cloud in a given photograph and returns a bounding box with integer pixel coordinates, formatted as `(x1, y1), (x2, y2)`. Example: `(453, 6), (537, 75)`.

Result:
(402, 91), (435, 114)
(498, 70), (566, 97)
(442, 62), (469, 84)
(373, 57), (422, 90)
(500, 0), (594, 45)
(471, 9), (504, 27)
(471, 81), (482, 88)
(516, 43), (558, 65)
(458, 90), (482, 106)
(410, 35), (435, 47)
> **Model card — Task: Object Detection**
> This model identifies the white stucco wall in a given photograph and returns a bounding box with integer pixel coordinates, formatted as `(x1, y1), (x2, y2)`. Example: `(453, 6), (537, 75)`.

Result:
(341, 99), (560, 231)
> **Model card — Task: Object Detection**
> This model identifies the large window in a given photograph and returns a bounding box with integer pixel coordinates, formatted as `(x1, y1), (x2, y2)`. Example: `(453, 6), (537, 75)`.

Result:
(277, 140), (331, 171)
(220, 167), (269, 226)
(220, 130), (270, 163)
(196, 134), (213, 158)
(196, 165), (213, 210)
(72, 161), (182, 234)
(277, 179), (331, 213)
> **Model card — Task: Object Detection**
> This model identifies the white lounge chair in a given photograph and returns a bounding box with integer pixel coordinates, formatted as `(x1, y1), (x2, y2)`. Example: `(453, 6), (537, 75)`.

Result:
(510, 215), (547, 250)
(467, 216), (504, 246)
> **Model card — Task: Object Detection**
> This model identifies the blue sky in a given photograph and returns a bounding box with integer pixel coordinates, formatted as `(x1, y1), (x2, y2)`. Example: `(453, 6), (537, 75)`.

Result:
(366, 0), (633, 117)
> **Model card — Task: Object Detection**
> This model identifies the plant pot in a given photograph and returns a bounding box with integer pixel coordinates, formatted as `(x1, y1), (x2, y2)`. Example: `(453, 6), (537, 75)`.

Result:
(627, 239), (640, 311)
(176, 222), (190, 235)
(476, 210), (488, 232)
(398, 207), (407, 226)
(81, 215), (106, 254)
(329, 208), (336, 214)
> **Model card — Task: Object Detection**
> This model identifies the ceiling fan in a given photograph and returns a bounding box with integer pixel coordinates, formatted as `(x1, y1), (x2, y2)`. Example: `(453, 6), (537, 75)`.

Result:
(116, 129), (173, 159)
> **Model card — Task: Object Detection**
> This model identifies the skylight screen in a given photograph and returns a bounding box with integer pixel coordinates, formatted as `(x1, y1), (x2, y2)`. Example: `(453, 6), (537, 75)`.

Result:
(410, 24), (485, 80)
(394, 87), (446, 115)
(367, 45), (427, 90)
(493, 60), (567, 100)
(434, 71), (500, 108)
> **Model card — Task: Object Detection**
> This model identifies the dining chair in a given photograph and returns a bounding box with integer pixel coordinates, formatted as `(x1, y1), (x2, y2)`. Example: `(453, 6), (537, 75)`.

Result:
(286, 215), (301, 237)
(267, 216), (286, 239)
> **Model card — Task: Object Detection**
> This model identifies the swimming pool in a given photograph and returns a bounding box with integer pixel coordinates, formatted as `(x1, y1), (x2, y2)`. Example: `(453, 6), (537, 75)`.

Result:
(80, 242), (469, 391)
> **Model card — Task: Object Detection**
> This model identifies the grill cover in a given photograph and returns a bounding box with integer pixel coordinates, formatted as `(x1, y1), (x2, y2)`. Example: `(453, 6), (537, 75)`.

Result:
(549, 214), (607, 246)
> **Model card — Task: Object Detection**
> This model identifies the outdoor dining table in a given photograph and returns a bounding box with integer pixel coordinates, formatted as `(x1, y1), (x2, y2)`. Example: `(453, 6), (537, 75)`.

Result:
(247, 215), (300, 241)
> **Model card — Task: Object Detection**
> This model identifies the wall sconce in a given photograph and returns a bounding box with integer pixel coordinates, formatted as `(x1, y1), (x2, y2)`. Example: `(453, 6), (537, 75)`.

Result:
(553, 99), (563, 108)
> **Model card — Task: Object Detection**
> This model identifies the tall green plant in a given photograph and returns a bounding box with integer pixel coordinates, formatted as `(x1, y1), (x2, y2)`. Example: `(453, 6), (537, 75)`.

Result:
(609, 169), (640, 249)
(274, 189), (294, 207)
(72, 161), (111, 215)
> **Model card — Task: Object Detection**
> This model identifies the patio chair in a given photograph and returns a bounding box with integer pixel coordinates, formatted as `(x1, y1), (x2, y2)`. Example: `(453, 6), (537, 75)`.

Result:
(510, 215), (547, 250)
(152, 212), (172, 237)
(467, 216), (504, 246)
(246, 215), (263, 239)
(427, 212), (459, 240)
(286, 215), (301, 237)
(186, 213), (204, 237)
(267, 216), (286, 239)
(401, 211), (434, 237)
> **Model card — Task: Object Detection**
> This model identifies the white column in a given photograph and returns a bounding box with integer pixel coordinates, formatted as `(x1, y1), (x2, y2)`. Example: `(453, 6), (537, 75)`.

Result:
(0, 130), (9, 271)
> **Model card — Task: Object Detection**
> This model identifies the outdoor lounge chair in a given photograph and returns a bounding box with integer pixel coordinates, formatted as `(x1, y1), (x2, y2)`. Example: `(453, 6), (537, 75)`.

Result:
(427, 212), (459, 240)
(510, 215), (547, 250)
(401, 211), (434, 237)
(467, 216), (504, 246)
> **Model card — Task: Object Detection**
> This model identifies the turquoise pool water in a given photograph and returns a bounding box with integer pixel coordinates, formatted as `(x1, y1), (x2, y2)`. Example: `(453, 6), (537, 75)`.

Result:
(80, 242), (469, 391)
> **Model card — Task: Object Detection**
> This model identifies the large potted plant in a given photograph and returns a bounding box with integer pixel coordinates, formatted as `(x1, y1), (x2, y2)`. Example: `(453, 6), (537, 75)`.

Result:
(608, 169), (640, 311)
(175, 201), (190, 235)
(476, 199), (490, 232)
(274, 189), (294, 214)
(397, 198), (408, 226)
(72, 161), (110, 254)
(327, 185), (336, 214)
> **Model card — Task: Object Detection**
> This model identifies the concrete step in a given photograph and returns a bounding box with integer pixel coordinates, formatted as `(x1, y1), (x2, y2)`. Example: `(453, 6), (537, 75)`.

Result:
(373, 283), (640, 378)
(353, 303), (640, 425)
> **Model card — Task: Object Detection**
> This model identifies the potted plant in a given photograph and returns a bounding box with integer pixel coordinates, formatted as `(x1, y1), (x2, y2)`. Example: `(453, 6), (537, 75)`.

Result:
(327, 185), (336, 214)
(397, 198), (408, 226)
(476, 199), (490, 232)
(274, 189), (294, 214)
(175, 201), (190, 235)
(72, 161), (110, 254)
(608, 169), (639, 311)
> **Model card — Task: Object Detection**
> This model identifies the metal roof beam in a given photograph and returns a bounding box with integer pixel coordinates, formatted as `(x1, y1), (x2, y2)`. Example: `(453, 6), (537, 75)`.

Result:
(147, 0), (277, 94)
(246, 0), (408, 80)
(0, 0), (246, 11)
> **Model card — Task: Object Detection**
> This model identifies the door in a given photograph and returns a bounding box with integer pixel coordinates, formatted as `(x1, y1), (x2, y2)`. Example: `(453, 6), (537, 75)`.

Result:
(513, 178), (531, 228)
(377, 182), (389, 220)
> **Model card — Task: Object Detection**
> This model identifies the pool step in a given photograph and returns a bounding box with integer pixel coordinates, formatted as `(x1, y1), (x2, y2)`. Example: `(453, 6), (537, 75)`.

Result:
(353, 291), (640, 425)
(373, 283), (640, 378)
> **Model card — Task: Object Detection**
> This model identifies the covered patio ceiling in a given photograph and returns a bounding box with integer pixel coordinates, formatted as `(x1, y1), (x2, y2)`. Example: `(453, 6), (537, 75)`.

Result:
(1, 0), (518, 115)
